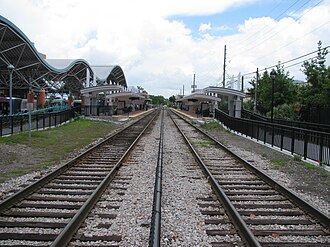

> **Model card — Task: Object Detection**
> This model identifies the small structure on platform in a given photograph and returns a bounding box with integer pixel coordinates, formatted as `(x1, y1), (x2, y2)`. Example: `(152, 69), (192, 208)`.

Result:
(176, 86), (245, 118)
(80, 65), (150, 116)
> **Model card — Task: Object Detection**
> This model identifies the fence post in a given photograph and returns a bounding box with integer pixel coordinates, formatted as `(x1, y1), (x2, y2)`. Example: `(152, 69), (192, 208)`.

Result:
(263, 123), (266, 144)
(280, 127), (284, 151)
(251, 122), (254, 139)
(257, 122), (259, 142)
(43, 113), (45, 129)
(36, 113), (39, 130)
(271, 124), (275, 147)
(291, 128), (295, 155)
(319, 133), (323, 164)
(20, 115), (23, 132)
(0, 117), (2, 136)
(11, 116), (14, 135)
(303, 131), (308, 160)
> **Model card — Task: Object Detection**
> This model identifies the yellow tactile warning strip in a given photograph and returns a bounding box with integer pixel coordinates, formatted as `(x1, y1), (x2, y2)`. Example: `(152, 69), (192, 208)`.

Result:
(127, 109), (154, 118)
(171, 108), (195, 119)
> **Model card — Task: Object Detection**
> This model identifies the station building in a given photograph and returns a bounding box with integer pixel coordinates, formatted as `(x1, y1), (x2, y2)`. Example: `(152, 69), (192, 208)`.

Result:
(0, 15), (149, 116)
(176, 86), (245, 119)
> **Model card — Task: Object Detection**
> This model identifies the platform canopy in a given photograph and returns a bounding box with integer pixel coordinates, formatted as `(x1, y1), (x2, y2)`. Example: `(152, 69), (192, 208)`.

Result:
(91, 65), (126, 86)
(178, 91), (222, 103)
(203, 86), (246, 98)
(0, 15), (127, 96)
(106, 91), (146, 101)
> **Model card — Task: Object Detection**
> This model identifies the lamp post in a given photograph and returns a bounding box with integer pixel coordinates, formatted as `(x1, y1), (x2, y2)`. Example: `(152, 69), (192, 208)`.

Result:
(7, 64), (15, 115)
(270, 68), (276, 123)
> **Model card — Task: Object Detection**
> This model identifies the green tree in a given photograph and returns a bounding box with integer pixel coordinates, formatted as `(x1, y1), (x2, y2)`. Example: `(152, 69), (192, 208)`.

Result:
(168, 95), (176, 103)
(167, 95), (176, 107)
(150, 95), (166, 106)
(300, 41), (330, 107)
(248, 63), (298, 117)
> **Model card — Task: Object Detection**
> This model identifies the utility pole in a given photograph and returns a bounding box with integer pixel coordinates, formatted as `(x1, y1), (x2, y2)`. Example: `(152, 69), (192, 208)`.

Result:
(254, 68), (259, 112)
(241, 75), (244, 92)
(223, 45), (226, 88)
(183, 85), (185, 96)
(191, 74), (196, 93)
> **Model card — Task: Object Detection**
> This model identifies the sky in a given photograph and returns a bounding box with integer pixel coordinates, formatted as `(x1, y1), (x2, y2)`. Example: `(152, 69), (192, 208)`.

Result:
(0, 0), (329, 97)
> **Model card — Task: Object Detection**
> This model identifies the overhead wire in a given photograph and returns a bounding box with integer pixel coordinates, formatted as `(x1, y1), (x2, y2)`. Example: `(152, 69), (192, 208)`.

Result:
(228, 0), (312, 57)
(252, 20), (330, 63)
(227, 0), (284, 49)
(230, 0), (321, 60)
(242, 45), (329, 77)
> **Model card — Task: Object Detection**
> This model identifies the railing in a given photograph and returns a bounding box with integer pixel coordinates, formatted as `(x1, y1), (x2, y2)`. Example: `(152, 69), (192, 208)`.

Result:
(0, 107), (80, 137)
(242, 109), (330, 133)
(215, 109), (330, 166)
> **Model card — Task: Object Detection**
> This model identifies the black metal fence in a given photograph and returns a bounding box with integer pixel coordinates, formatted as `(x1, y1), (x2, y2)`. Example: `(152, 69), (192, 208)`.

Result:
(215, 109), (330, 166)
(242, 109), (330, 133)
(301, 106), (330, 125)
(0, 107), (80, 136)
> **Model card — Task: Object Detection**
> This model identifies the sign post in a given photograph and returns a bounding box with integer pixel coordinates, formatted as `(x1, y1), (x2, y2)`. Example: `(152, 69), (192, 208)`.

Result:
(27, 102), (33, 145)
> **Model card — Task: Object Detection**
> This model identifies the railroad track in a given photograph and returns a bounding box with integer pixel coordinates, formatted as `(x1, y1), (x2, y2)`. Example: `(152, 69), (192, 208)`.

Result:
(0, 109), (158, 247)
(169, 109), (330, 246)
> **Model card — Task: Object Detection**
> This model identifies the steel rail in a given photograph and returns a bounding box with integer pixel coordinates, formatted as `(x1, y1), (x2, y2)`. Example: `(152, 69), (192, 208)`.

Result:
(149, 107), (165, 247)
(171, 109), (330, 231)
(51, 110), (160, 247)
(0, 110), (155, 214)
(168, 109), (261, 247)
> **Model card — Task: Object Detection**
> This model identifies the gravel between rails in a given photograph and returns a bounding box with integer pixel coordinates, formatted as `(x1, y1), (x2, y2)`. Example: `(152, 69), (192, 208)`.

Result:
(161, 114), (211, 246)
(162, 112), (243, 246)
(102, 116), (161, 246)
(201, 122), (330, 218)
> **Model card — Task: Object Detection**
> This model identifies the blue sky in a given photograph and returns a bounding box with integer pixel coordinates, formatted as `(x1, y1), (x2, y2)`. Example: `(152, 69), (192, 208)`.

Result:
(0, 0), (329, 97)
(170, 1), (309, 37)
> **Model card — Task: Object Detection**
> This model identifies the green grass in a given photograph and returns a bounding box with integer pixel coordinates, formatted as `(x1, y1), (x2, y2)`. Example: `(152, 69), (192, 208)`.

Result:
(0, 119), (119, 183)
(202, 121), (221, 130)
(271, 159), (285, 168)
(191, 139), (216, 148)
(302, 162), (317, 169)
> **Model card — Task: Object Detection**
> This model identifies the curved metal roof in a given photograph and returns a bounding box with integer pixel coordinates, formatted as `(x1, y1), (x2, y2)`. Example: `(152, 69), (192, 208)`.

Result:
(0, 15), (127, 95)
(91, 65), (126, 86)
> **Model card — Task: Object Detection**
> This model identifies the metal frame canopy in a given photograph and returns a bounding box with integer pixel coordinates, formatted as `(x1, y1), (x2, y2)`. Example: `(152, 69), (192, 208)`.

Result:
(91, 65), (126, 86)
(0, 15), (127, 96)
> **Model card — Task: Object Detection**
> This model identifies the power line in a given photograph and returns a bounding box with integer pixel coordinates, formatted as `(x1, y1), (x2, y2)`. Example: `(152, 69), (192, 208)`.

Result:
(253, 20), (330, 63)
(227, 0), (284, 49)
(242, 45), (329, 76)
(229, 0), (322, 59)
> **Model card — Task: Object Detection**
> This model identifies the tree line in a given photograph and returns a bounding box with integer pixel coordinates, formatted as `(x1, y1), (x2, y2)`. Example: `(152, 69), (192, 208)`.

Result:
(245, 41), (330, 122)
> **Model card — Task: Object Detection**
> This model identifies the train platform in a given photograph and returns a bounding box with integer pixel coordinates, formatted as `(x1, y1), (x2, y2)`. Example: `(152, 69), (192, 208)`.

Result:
(171, 108), (214, 122)
(86, 109), (154, 123)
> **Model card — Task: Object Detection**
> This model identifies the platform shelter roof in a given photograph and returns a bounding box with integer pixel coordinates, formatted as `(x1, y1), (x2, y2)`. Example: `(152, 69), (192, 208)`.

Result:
(204, 86), (246, 98)
(177, 90), (221, 103)
(0, 15), (127, 96)
(106, 91), (146, 101)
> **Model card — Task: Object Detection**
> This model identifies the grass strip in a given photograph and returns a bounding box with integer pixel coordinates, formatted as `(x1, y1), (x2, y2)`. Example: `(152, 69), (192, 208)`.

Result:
(0, 118), (119, 183)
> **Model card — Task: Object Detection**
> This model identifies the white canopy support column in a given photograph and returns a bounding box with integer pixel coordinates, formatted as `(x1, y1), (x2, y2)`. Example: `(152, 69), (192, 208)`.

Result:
(86, 68), (90, 88)
(228, 95), (234, 117)
(91, 92), (98, 115)
(235, 96), (242, 118)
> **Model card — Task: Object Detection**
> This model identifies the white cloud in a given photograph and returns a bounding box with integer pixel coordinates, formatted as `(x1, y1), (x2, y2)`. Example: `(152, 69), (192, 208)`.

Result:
(0, 0), (329, 97)
(199, 23), (212, 33)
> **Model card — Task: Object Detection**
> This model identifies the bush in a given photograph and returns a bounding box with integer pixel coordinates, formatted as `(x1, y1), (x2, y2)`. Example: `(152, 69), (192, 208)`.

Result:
(266, 103), (301, 121)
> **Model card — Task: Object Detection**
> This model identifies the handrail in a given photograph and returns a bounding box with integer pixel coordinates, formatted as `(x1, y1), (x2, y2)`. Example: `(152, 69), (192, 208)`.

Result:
(215, 108), (330, 165)
(242, 109), (330, 132)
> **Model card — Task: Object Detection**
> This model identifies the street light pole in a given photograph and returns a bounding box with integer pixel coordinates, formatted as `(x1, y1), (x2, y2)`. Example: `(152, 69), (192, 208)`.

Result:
(7, 64), (15, 115)
(270, 68), (276, 123)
